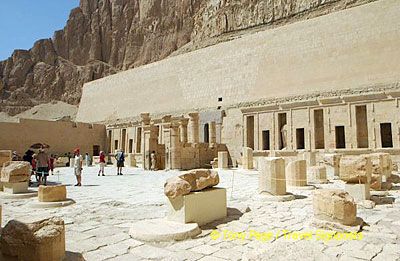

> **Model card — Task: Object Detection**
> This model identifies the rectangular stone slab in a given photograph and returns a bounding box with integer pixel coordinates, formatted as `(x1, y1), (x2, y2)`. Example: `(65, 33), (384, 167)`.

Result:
(167, 187), (227, 226)
(3, 182), (28, 194)
(38, 185), (67, 202)
(218, 152), (228, 169)
(345, 183), (370, 201)
(258, 157), (286, 196)
(1, 161), (31, 183)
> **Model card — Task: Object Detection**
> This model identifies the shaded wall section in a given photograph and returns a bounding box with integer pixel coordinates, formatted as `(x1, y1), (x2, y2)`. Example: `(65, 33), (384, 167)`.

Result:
(0, 119), (106, 156)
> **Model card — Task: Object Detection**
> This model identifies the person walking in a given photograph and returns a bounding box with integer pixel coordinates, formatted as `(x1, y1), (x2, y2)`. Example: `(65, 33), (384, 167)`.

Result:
(73, 148), (83, 186)
(98, 151), (106, 176)
(48, 154), (55, 175)
(85, 153), (91, 167)
(115, 150), (125, 175)
(23, 150), (34, 186)
(36, 148), (49, 186)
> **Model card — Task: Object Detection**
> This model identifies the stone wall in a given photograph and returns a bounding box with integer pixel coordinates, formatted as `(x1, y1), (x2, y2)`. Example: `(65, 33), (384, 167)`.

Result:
(0, 118), (106, 156)
(76, 0), (400, 123)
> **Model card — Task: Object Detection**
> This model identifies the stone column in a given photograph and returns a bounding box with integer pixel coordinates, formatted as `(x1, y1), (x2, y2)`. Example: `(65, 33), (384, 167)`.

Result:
(218, 151), (228, 169)
(143, 124), (159, 170)
(188, 112), (199, 144)
(179, 118), (189, 143)
(259, 157), (286, 195)
(209, 121), (217, 144)
(242, 147), (253, 169)
(170, 122), (182, 169)
(286, 160), (307, 187)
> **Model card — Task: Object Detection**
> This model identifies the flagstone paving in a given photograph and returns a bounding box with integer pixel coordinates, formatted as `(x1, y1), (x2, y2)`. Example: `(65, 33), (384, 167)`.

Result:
(2, 166), (400, 261)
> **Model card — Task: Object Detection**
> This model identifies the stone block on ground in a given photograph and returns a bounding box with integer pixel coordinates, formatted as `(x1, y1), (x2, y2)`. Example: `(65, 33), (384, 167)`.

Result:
(308, 166), (328, 184)
(38, 185), (67, 202)
(345, 183), (370, 201)
(218, 151), (228, 169)
(0, 217), (65, 261)
(1, 161), (31, 183)
(370, 153), (393, 179)
(167, 187), (227, 226)
(313, 189), (357, 226)
(339, 155), (372, 184)
(242, 147), (253, 170)
(286, 160), (307, 187)
(258, 157), (286, 196)
(3, 182), (28, 194)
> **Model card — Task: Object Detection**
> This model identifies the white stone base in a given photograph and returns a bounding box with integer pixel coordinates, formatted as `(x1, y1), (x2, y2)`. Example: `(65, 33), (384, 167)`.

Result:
(254, 192), (295, 202)
(287, 185), (315, 191)
(28, 199), (75, 209)
(345, 183), (370, 201)
(129, 219), (201, 242)
(307, 217), (363, 233)
(3, 182), (28, 194)
(0, 191), (37, 199)
(167, 187), (227, 226)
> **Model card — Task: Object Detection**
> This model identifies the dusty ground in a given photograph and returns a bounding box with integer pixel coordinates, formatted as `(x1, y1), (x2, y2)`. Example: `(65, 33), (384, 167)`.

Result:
(1, 166), (400, 261)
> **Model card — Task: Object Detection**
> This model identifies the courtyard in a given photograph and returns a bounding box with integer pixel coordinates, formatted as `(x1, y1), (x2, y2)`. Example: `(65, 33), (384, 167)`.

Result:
(2, 166), (400, 261)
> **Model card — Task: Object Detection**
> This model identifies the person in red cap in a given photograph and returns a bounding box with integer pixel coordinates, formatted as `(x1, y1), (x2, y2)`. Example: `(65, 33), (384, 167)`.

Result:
(73, 148), (83, 186)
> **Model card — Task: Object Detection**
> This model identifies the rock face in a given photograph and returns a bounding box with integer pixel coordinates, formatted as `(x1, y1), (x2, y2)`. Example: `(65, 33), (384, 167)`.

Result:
(0, 217), (65, 261)
(339, 155), (372, 184)
(0, 0), (375, 115)
(38, 185), (67, 202)
(313, 189), (357, 226)
(1, 161), (31, 183)
(164, 169), (219, 198)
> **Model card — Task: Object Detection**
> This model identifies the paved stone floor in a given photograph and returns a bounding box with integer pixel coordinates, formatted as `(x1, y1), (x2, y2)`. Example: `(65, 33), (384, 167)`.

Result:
(2, 166), (400, 261)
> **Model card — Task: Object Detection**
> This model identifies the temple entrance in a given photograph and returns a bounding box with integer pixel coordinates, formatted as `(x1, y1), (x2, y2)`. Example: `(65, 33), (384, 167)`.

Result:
(296, 128), (305, 149)
(262, 130), (270, 150)
(356, 105), (369, 148)
(314, 109), (325, 149)
(246, 116), (255, 149)
(380, 123), (393, 148)
(204, 123), (209, 143)
(335, 126), (346, 149)
(93, 145), (100, 156)
(121, 129), (127, 152)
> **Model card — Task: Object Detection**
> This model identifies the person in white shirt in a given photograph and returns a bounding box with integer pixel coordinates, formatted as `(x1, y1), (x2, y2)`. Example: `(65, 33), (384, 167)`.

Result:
(73, 148), (83, 186)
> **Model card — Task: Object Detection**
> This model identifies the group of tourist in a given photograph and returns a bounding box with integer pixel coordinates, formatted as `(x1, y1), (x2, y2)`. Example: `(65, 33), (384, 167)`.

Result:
(17, 147), (127, 187)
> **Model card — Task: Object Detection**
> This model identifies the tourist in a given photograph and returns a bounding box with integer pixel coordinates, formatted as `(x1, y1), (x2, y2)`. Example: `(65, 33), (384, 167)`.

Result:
(98, 151), (106, 176)
(36, 148), (49, 186)
(12, 151), (19, 161)
(73, 148), (83, 186)
(32, 154), (38, 182)
(85, 152), (91, 167)
(150, 151), (157, 171)
(115, 149), (125, 175)
(23, 150), (34, 185)
(48, 154), (55, 175)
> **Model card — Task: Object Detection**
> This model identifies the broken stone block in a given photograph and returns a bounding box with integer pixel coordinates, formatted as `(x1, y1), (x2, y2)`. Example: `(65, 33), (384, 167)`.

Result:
(286, 160), (307, 187)
(0, 217), (65, 261)
(3, 182), (28, 194)
(167, 187), (227, 226)
(164, 169), (219, 199)
(322, 153), (342, 177)
(345, 183), (370, 201)
(0, 150), (12, 168)
(258, 157), (286, 196)
(308, 166), (328, 184)
(1, 161), (31, 183)
(242, 147), (253, 170)
(339, 155), (372, 184)
(38, 185), (67, 202)
(218, 151), (228, 169)
(370, 153), (393, 179)
(313, 189), (357, 226)
(164, 176), (192, 199)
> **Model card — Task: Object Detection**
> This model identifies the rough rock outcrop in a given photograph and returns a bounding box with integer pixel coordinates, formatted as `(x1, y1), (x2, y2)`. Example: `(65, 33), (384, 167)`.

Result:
(164, 169), (219, 198)
(0, 0), (375, 115)
(0, 161), (31, 183)
(0, 217), (65, 261)
(313, 189), (357, 226)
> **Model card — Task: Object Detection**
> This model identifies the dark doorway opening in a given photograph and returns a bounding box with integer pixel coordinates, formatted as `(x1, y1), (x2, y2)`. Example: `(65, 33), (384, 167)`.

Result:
(356, 105), (369, 148)
(204, 123), (209, 143)
(128, 139), (133, 153)
(246, 116), (255, 149)
(314, 109), (325, 149)
(262, 130), (270, 150)
(136, 127), (142, 153)
(296, 128), (305, 149)
(380, 123), (393, 148)
(335, 126), (346, 149)
(93, 145), (100, 156)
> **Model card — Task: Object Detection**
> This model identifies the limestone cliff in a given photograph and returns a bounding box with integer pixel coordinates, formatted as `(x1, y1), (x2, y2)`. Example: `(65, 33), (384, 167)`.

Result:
(0, 0), (375, 115)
